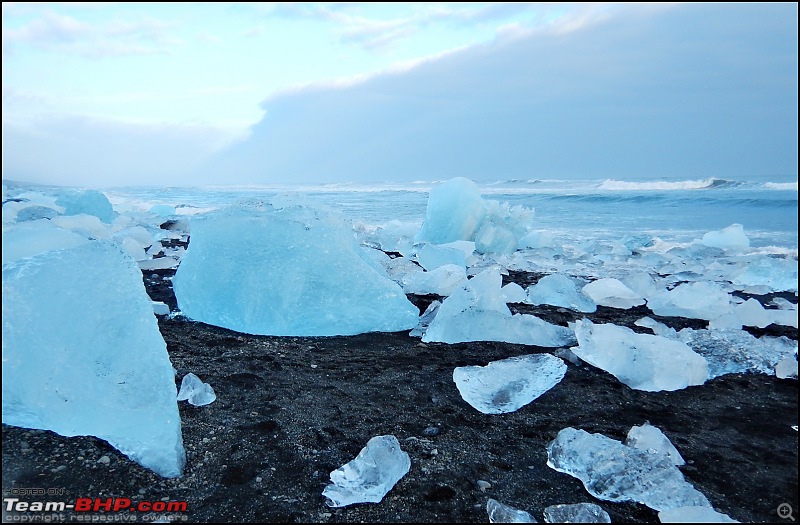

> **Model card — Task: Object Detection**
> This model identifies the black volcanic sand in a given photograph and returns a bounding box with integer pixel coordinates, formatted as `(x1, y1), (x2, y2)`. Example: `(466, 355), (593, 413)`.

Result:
(2, 266), (798, 523)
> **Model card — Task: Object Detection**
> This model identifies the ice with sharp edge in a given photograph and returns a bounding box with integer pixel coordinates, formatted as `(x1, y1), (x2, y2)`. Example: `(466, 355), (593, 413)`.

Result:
(543, 503), (611, 523)
(625, 423), (685, 466)
(453, 354), (567, 414)
(486, 499), (537, 523)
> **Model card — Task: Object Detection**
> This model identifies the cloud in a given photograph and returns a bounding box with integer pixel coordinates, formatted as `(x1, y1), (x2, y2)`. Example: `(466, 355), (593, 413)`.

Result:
(201, 3), (798, 184)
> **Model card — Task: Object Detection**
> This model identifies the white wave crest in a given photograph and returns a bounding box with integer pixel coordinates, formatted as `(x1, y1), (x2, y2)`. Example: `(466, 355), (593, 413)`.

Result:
(598, 179), (718, 191)
(764, 182), (798, 191)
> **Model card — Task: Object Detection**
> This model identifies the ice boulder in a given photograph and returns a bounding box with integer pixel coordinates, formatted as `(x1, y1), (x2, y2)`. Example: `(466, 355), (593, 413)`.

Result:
(423, 269), (576, 347)
(582, 278), (645, 309)
(2, 220), (89, 264)
(486, 499), (537, 523)
(173, 197), (419, 336)
(543, 503), (610, 523)
(453, 354), (567, 414)
(416, 242), (468, 271)
(416, 177), (485, 244)
(403, 264), (468, 296)
(527, 274), (597, 313)
(647, 281), (733, 321)
(626, 423), (685, 466)
(322, 435), (410, 507)
(701, 224), (749, 249)
(547, 427), (711, 512)
(732, 256), (798, 293)
(571, 319), (708, 391)
(15, 205), (59, 222)
(55, 189), (115, 223)
(2, 241), (185, 478)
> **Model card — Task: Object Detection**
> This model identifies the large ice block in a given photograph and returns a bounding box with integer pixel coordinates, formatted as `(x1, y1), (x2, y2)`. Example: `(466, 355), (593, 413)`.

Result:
(2, 241), (185, 477)
(173, 197), (419, 336)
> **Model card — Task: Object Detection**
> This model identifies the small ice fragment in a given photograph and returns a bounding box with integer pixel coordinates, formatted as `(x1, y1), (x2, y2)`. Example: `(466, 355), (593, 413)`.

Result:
(486, 499), (537, 523)
(177, 373), (216, 406)
(477, 480), (492, 491)
(322, 435), (410, 507)
(527, 274), (596, 313)
(410, 300), (441, 338)
(152, 301), (170, 316)
(453, 354), (567, 414)
(775, 357), (798, 379)
(625, 423), (685, 466)
(582, 278), (644, 309)
(658, 506), (739, 523)
(543, 503), (610, 523)
(547, 427), (711, 512)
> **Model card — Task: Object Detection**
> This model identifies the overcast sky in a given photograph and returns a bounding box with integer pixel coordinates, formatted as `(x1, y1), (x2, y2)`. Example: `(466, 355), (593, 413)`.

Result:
(2, 2), (797, 187)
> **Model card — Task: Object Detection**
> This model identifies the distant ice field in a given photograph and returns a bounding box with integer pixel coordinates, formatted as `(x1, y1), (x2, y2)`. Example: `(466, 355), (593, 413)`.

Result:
(103, 177), (798, 250)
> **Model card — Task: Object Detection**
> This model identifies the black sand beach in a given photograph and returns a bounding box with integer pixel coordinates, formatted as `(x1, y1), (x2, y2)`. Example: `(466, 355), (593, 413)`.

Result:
(2, 263), (798, 523)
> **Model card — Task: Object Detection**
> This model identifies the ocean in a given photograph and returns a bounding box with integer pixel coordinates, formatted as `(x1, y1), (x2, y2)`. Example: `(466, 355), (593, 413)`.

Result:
(101, 177), (799, 251)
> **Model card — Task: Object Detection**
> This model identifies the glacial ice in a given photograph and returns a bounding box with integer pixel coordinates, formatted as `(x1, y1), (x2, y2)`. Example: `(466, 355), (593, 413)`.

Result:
(677, 328), (797, 379)
(409, 300), (440, 338)
(732, 256), (798, 292)
(543, 503), (610, 523)
(658, 506), (739, 523)
(55, 189), (115, 223)
(647, 281), (733, 321)
(526, 274), (597, 313)
(486, 499), (537, 523)
(415, 177), (486, 244)
(402, 264), (467, 296)
(453, 354), (567, 414)
(775, 357), (798, 379)
(547, 427), (711, 512)
(2, 241), (185, 478)
(626, 423), (685, 466)
(177, 373), (216, 406)
(423, 268), (576, 347)
(16, 205), (59, 222)
(416, 242), (468, 270)
(2, 220), (89, 264)
(571, 319), (708, 391)
(701, 224), (749, 250)
(172, 197), (419, 336)
(322, 435), (410, 507)
(581, 278), (645, 309)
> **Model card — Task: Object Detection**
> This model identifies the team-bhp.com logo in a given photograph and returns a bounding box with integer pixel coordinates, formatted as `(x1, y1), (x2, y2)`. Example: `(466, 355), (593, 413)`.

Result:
(5, 498), (187, 513)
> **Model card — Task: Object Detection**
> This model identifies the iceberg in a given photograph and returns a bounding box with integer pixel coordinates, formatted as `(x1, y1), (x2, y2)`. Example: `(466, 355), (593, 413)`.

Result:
(2, 220), (89, 264)
(581, 278), (644, 309)
(423, 268), (576, 347)
(547, 427), (711, 512)
(571, 319), (708, 391)
(701, 224), (749, 249)
(526, 274), (596, 313)
(322, 435), (410, 507)
(2, 241), (185, 478)
(486, 499), (537, 523)
(173, 197), (419, 336)
(453, 354), (567, 414)
(416, 177), (485, 244)
(55, 189), (115, 223)
(543, 503), (610, 523)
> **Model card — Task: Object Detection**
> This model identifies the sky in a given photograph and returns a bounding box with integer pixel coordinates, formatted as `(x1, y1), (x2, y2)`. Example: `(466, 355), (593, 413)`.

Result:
(2, 2), (798, 187)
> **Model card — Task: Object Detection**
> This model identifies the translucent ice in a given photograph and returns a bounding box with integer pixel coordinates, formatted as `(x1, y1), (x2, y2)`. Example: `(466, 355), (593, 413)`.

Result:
(177, 373), (216, 406)
(658, 506), (738, 523)
(55, 189), (115, 223)
(173, 197), (418, 336)
(701, 224), (749, 249)
(486, 499), (537, 523)
(453, 354), (567, 414)
(322, 435), (410, 507)
(581, 278), (645, 309)
(543, 503), (610, 523)
(527, 274), (597, 313)
(416, 177), (485, 244)
(647, 281), (733, 321)
(547, 427), (711, 512)
(775, 357), (798, 379)
(423, 269), (576, 347)
(2, 220), (89, 264)
(2, 241), (185, 478)
(626, 423), (685, 466)
(403, 264), (468, 296)
(571, 319), (708, 391)
(16, 205), (59, 222)
(732, 256), (797, 292)
(409, 300), (440, 338)
(677, 328), (797, 379)
(417, 243), (467, 271)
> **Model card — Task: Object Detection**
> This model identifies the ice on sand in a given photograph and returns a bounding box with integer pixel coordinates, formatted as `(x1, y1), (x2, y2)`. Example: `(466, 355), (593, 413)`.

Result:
(626, 423), (685, 466)
(402, 264), (467, 296)
(647, 281), (732, 321)
(173, 197), (418, 336)
(571, 319), (707, 391)
(659, 506), (739, 523)
(322, 435), (410, 507)
(486, 499), (537, 523)
(453, 354), (567, 414)
(422, 268), (576, 347)
(2, 241), (185, 478)
(526, 273), (596, 313)
(547, 427), (711, 512)
(543, 503), (610, 523)
(177, 373), (216, 406)
(581, 278), (644, 309)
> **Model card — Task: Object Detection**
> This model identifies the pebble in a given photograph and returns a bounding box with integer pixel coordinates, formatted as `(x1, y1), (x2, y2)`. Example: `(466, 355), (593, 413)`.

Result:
(97, 455), (111, 465)
(256, 477), (263, 483)
(422, 426), (440, 437)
